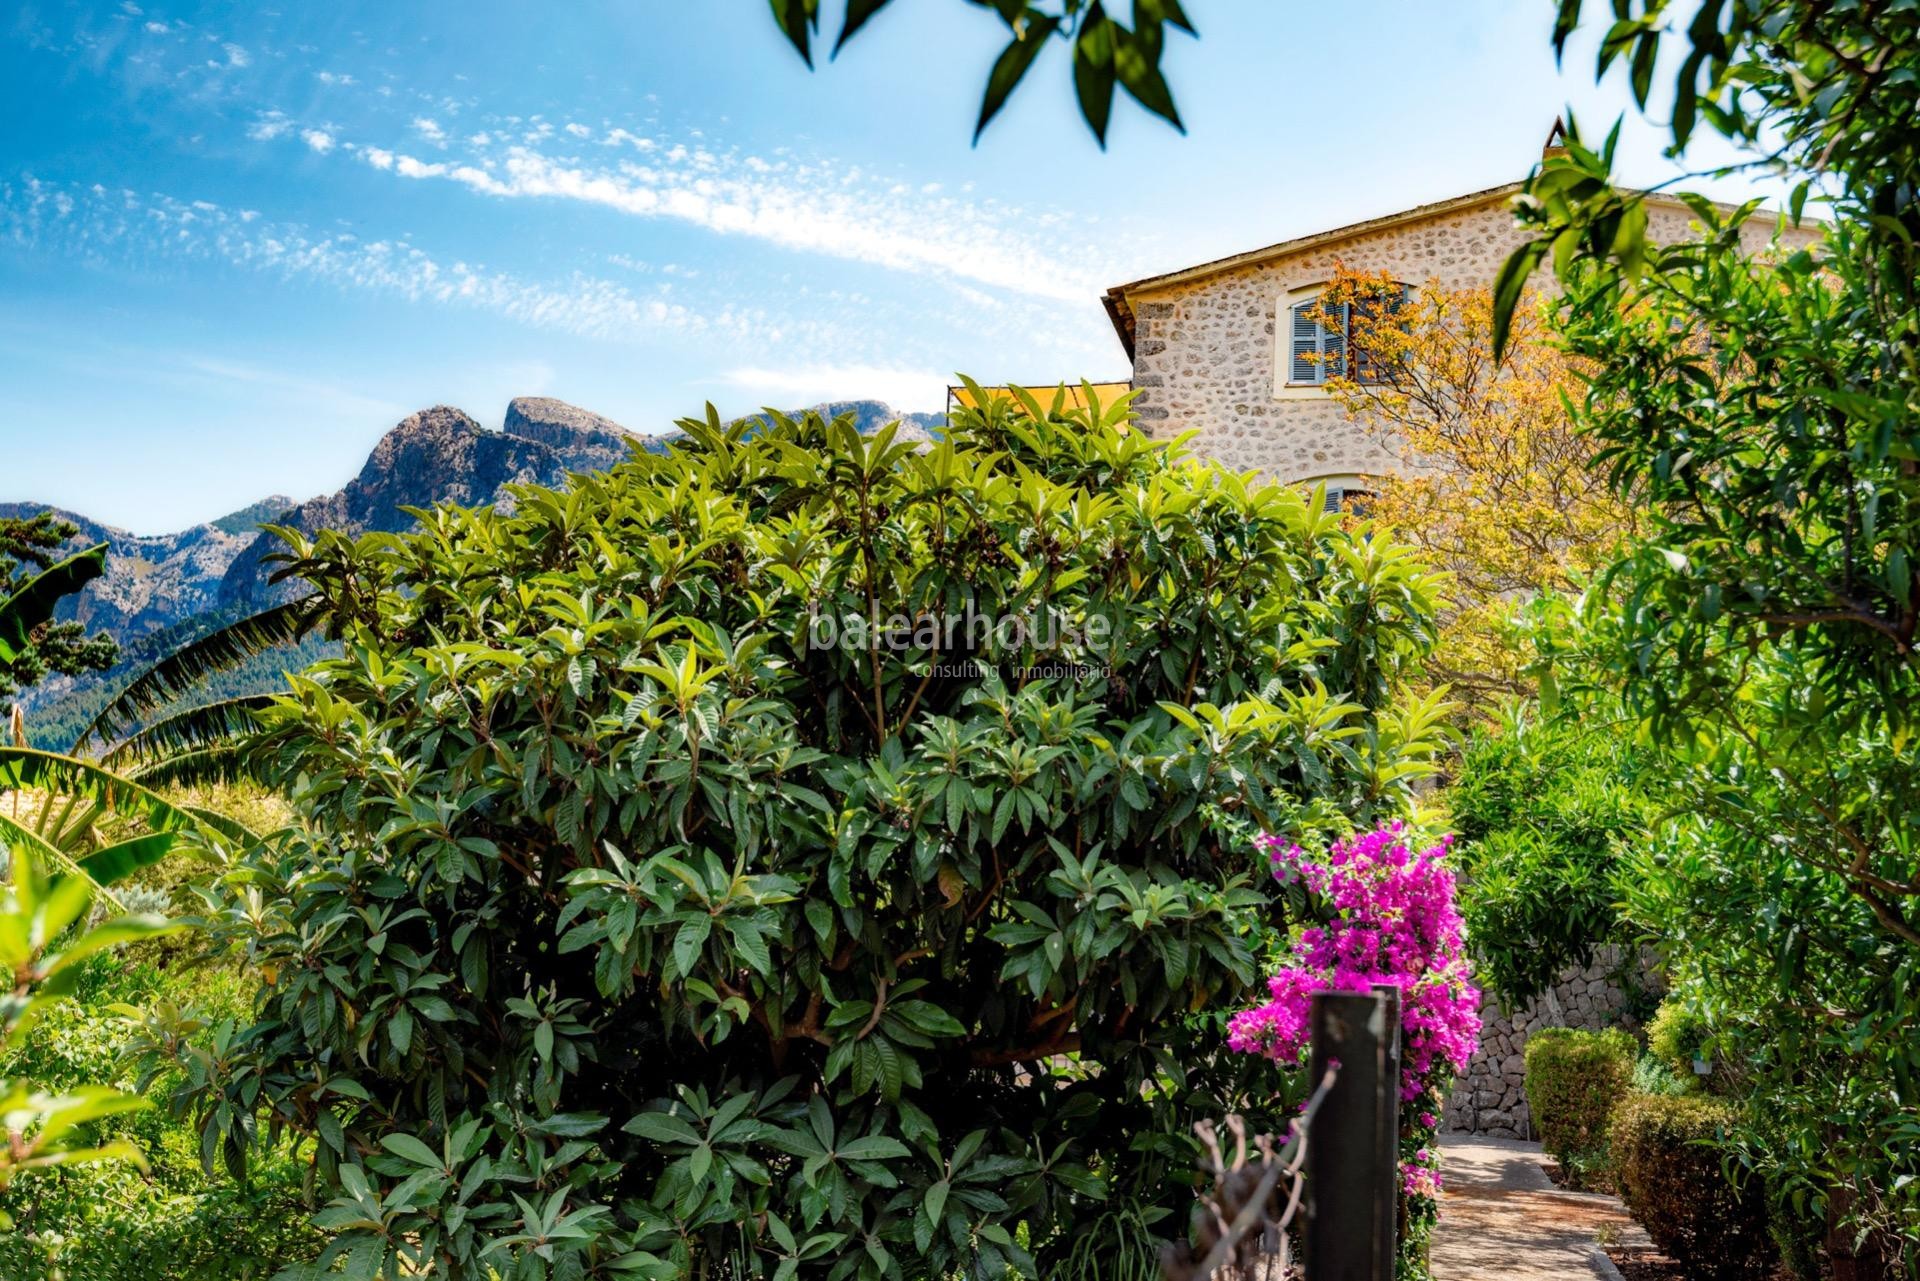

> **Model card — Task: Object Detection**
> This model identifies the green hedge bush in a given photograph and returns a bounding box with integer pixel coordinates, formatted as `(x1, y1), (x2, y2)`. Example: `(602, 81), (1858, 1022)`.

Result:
(174, 390), (1448, 1280)
(1610, 1093), (1776, 1281)
(1523, 1027), (1633, 1189)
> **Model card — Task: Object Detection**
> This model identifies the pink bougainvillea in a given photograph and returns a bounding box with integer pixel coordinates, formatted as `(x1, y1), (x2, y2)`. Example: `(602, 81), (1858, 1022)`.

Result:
(1227, 822), (1481, 1102)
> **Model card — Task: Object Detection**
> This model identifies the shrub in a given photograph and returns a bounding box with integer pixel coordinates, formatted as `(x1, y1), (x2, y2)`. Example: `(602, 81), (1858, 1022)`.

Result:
(1226, 823), (1480, 1277)
(1645, 998), (1713, 1084)
(1610, 1093), (1776, 1281)
(0, 951), (319, 1280)
(1523, 1027), (1633, 1189)
(178, 391), (1448, 1280)
(1629, 1054), (1689, 1099)
(1448, 678), (1649, 1007)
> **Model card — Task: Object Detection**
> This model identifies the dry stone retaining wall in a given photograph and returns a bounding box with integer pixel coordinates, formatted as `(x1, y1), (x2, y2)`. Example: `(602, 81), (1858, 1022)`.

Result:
(1443, 946), (1662, 1139)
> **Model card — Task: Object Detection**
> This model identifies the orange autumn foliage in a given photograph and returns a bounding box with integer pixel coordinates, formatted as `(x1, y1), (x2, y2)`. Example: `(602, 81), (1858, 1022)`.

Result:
(1309, 266), (1637, 698)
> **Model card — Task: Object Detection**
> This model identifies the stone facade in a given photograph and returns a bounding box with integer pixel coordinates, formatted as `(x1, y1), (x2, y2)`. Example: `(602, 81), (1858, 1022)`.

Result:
(1110, 188), (1806, 483)
(1442, 946), (1662, 1139)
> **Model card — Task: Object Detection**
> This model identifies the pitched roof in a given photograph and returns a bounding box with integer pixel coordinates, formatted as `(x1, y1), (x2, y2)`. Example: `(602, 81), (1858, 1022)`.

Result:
(1100, 184), (1811, 360)
(1102, 183), (1523, 360)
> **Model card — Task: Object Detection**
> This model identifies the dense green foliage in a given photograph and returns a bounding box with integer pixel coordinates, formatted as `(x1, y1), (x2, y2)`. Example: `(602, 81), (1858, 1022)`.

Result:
(1644, 998), (1712, 1088)
(1492, 0), (1920, 1254)
(175, 390), (1446, 1280)
(0, 951), (318, 1280)
(1522, 1027), (1633, 1190)
(1447, 691), (1647, 1007)
(1610, 1093), (1776, 1281)
(0, 849), (181, 1224)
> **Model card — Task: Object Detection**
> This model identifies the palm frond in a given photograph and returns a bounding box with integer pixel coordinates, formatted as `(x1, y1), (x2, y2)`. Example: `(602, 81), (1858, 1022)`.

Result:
(100, 696), (274, 772)
(74, 600), (314, 751)
(125, 743), (267, 791)
(0, 747), (200, 838)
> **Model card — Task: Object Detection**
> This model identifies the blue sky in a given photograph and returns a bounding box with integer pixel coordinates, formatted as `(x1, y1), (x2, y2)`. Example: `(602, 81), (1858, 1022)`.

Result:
(1, 1), (1772, 533)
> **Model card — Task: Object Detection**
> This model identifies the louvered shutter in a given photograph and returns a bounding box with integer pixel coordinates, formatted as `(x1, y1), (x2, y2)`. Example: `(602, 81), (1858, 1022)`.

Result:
(1289, 300), (1320, 383)
(1322, 302), (1347, 379)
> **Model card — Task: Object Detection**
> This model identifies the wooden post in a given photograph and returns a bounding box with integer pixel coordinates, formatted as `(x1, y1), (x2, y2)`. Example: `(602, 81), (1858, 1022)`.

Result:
(1304, 987), (1402, 1281)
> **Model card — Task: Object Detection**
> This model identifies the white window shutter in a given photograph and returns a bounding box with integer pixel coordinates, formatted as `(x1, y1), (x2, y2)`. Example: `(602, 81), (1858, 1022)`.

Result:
(1289, 301), (1319, 382)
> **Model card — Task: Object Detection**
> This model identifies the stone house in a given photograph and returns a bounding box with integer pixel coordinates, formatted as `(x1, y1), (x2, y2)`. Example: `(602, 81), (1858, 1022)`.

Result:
(1095, 172), (1811, 1136)
(1100, 177), (1804, 510)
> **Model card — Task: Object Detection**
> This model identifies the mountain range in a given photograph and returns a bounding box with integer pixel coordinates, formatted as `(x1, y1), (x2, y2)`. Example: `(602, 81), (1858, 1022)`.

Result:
(9, 395), (943, 647)
(5, 394), (943, 728)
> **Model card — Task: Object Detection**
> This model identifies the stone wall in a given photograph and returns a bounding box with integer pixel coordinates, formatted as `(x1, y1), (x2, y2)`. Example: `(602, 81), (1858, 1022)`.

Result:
(1442, 945), (1662, 1139)
(1124, 196), (1807, 482)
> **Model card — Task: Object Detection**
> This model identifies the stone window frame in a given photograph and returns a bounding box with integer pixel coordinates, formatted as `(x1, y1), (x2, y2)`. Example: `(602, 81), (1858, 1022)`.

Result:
(1273, 279), (1409, 402)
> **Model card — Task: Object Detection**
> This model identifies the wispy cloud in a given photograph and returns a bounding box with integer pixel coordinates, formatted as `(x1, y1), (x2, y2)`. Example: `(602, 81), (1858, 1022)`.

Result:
(238, 95), (1123, 304)
(0, 176), (801, 349)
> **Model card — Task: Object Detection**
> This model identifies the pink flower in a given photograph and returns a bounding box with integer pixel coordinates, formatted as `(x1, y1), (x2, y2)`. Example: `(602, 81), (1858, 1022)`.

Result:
(1227, 823), (1482, 1103)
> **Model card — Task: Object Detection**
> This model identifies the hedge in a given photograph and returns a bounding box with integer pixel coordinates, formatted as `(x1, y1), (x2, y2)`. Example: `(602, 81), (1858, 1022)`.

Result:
(1522, 1026), (1634, 1189)
(1610, 1092), (1775, 1281)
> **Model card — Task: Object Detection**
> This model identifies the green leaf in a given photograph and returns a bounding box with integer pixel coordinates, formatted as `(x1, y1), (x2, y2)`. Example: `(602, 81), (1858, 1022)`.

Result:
(1112, 27), (1182, 131)
(0, 542), (108, 665)
(975, 17), (1061, 143)
(1491, 239), (1547, 361)
(833, 0), (892, 57)
(624, 1111), (703, 1146)
(381, 1132), (444, 1168)
(836, 1135), (909, 1161)
(76, 831), (178, 887)
(1072, 5), (1117, 146)
(768, 0), (818, 67)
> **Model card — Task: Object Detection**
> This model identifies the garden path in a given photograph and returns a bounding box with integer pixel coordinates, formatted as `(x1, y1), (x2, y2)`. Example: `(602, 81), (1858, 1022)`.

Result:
(1430, 1134), (1649, 1281)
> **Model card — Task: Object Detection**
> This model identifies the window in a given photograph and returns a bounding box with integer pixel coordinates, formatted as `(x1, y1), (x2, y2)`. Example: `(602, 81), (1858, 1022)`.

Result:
(1285, 285), (1408, 387)
(1302, 475), (1374, 518)
(1323, 486), (1373, 518)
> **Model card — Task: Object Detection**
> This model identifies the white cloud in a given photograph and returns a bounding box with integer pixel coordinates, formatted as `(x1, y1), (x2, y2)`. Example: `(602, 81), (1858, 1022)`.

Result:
(222, 42), (249, 67)
(395, 155), (445, 179)
(564, 122), (591, 138)
(360, 146), (394, 170)
(348, 136), (1109, 303)
(301, 128), (335, 154)
(722, 364), (948, 413)
(143, 20), (169, 34)
(317, 70), (356, 86)
(412, 116), (447, 145)
(246, 111), (291, 141)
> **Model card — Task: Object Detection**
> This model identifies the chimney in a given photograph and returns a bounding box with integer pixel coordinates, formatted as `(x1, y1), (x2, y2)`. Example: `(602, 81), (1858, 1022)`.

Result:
(1542, 115), (1569, 161)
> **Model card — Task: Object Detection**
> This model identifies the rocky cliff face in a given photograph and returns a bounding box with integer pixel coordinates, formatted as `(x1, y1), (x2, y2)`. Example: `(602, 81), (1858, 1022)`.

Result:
(503, 395), (660, 469)
(217, 401), (646, 607)
(0, 497), (294, 642)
